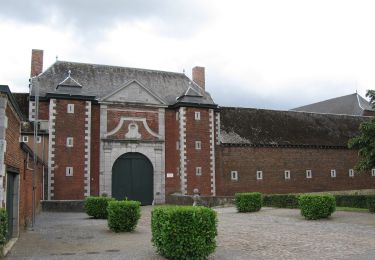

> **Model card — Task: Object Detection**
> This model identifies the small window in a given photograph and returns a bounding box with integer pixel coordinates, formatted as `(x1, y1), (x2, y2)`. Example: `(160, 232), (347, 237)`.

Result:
(195, 141), (201, 150)
(36, 136), (42, 143)
(67, 104), (74, 114)
(66, 167), (73, 176)
(284, 170), (290, 180)
(372, 169), (375, 177)
(196, 167), (202, 176)
(349, 169), (354, 177)
(66, 137), (74, 147)
(256, 170), (263, 180)
(176, 141), (179, 150)
(231, 171), (238, 181)
(331, 169), (336, 178)
(22, 136), (28, 142)
(195, 111), (201, 120)
(306, 170), (312, 179)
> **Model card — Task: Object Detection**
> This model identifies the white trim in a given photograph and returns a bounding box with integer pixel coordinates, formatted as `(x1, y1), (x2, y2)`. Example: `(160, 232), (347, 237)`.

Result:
(67, 104), (75, 114)
(66, 137), (74, 147)
(306, 169), (312, 179)
(215, 112), (221, 145)
(349, 169), (354, 177)
(48, 99), (56, 199)
(196, 167), (202, 176)
(231, 170), (238, 181)
(84, 101), (91, 196)
(284, 170), (291, 180)
(372, 169), (375, 177)
(66, 167), (74, 176)
(22, 136), (28, 142)
(256, 170), (263, 180)
(331, 169), (336, 178)
(179, 107), (187, 194)
(105, 117), (162, 139)
(209, 109), (216, 195)
(195, 141), (202, 150)
(195, 111), (201, 120)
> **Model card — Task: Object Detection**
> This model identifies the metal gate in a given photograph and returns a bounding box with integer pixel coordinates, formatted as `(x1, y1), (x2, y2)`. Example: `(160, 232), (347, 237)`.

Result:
(112, 153), (153, 205)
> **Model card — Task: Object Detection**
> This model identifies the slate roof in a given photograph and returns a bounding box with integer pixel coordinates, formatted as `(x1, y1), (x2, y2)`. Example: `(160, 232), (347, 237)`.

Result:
(291, 93), (373, 116)
(220, 107), (369, 147)
(30, 61), (215, 106)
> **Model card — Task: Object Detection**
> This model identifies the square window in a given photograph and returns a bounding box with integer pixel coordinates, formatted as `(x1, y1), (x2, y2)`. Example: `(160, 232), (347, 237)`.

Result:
(306, 170), (312, 179)
(36, 136), (42, 143)
(195, 141), (201, 150)
(349, 169), (354, 177)
(231, 170), (238, 181)
(66, 167), (73, 176)
(331, 169), (336, 178)
(257, 170), (263, 180)
(372, 169), (375, 177)
(195, 111), (201, 120)
(22, 136), (28, 142)
(67, 104), (74, 114)
(66, 137), (74, 147)
(196, 167), (202, 176)
(284, 170), (290, 180)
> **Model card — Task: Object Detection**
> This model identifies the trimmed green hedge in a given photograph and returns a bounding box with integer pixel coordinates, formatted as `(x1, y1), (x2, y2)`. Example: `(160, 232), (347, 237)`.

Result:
(299, 194), (336, 220)
(151, 206), (217, 260)
(334, 195), (369, 209)
(107, 200), (141, 232)
(85, 196), (115, 219)
(235, 192), (262, 212)
(367, 195), (375, 213)
(263, 194), (300, 209)
(0, 208), (7, 245)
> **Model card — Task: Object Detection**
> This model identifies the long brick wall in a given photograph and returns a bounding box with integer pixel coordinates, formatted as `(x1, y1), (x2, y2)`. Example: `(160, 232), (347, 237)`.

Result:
(215, 146), (375, 195)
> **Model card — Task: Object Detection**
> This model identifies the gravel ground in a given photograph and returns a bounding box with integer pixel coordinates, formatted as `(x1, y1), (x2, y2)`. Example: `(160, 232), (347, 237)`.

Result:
(6, 206), (375, 259)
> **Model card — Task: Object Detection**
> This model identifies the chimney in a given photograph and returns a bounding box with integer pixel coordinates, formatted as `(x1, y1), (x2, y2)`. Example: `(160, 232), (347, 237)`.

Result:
(192, 66), (205, 89)
(30, 49), (44, 77)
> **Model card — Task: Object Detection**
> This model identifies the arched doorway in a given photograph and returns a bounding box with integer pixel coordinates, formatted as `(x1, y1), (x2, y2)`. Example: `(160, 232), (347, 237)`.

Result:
(111, 152), (153, 205)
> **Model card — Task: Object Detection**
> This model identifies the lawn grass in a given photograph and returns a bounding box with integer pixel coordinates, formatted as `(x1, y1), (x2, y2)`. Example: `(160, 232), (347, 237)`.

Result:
(336, 207), (369, 212)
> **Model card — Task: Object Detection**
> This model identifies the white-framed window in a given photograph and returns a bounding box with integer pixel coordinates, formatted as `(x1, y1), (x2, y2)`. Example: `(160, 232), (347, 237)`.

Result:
(67, 104), (74, 114)
(22, 136), (28, 142)
(66, 137), (74, 147)
(306, 170), (312, 179)
(36, 136), (42, 143)
(372, 169), (375, 177)
(349, 169), (354, 177)
(66, 167), (73, 176)
(331, 169), (336, 178)
(195, 141), (201, 150)
(176, 141), (179, 150)
(195, 111), (201, 120)
(284, 170), (291, 180)
(196, 167), (202, 176)
(231, 170), (238, 181)
(256, 170), (263, 180)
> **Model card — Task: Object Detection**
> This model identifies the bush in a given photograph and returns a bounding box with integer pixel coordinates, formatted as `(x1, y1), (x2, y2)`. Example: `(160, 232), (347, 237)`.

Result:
(235, 192), (262, 212)
(107, 200), (141, 232)
(334, 195), (368, 209)
(298, 194), (336, 220)
(85, 196), (115, 219)
(151, 206), (217, 260)
(0, 208), (7, 245)
(367, 195), (375, 213)
(262, 194), (300, 208)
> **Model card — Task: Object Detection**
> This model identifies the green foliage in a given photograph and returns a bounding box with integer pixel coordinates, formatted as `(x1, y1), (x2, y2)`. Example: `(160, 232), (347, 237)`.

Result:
(85, 196), (115, 219)
(151, 206), (217, 260)
(334, 195), (368, 209)
(235, 192), (262, 212)
(298, 194), (336, 220)
(262, 194), (300, 208)
(367, 195), (375, 213)
(0, 208), (7, 245)
(107, 200), (141, 232)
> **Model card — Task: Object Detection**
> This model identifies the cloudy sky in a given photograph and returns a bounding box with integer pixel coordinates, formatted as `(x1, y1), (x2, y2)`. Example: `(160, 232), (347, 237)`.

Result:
(1, 0), (375, 110)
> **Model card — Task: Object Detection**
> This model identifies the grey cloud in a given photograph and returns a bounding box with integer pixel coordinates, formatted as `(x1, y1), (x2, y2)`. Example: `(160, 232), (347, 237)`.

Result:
(0, 0), (209, 38)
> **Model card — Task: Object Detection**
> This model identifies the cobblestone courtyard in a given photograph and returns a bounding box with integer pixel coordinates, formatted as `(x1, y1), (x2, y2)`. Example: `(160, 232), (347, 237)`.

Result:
(6, 206), (375, 259)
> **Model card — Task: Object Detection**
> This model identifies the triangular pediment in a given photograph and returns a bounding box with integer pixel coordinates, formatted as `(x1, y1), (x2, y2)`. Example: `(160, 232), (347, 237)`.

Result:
(100, 80), (166, 105)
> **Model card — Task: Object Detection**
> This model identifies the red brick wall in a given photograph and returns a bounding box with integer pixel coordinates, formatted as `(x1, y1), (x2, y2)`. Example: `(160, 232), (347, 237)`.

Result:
(216, 146), (375, 195)
(185, 107), (212, 195)
(165, 109), (180, 195)
(53, 99), (86, 199)
(90, 104), (100, 196)
(106, 105), (159, 140)
(38, 101), (49, 121)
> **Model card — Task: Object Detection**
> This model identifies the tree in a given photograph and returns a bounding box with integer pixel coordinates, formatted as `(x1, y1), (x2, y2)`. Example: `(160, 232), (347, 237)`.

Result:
(348, 90), (375, 171)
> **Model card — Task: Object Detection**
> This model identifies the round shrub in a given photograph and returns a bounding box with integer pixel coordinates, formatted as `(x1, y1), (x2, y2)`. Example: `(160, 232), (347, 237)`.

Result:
(151, 206), (217, 260)
(235, 192), (262, 212)
(107, 200), (141, 232)
(85, 196), (115, 219)
(367, 195), (375, 213)
(298, 194), (336, 220)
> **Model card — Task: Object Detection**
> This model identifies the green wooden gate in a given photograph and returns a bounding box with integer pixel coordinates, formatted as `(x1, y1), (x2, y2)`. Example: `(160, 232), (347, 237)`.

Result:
(112, 153), (153, 205)
(6, 172), (15, 240)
